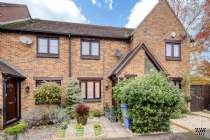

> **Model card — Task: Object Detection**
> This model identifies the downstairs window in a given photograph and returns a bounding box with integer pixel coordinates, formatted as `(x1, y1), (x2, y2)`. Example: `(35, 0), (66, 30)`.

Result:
(79, 78), (101, 102)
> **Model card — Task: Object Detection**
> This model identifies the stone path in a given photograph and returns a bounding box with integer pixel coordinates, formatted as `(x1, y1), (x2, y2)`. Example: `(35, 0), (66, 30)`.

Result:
(170, 112), (210, 139)
(170, 124), (189, 133)
(65, 117), (132, 140)
(191, 111), (210, 119)
(171, 115), (210, 130)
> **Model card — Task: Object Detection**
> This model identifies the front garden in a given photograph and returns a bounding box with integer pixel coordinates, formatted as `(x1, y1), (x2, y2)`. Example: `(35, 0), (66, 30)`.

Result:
(1, 72), (189, 140)
(113, 72), (188, 134)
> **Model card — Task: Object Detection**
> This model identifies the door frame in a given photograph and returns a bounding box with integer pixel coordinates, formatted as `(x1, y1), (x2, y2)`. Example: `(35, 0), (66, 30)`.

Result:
(3, 75), (21, 128)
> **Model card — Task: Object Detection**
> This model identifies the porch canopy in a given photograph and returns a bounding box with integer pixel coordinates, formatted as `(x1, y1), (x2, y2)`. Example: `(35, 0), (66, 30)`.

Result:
(0, 59), (26, 79)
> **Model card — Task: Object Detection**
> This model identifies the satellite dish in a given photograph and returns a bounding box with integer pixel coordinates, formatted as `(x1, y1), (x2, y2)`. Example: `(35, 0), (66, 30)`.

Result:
(171, 32), (176, 38)
(115, 49), (122, 57)
(20, 36), (32, 45)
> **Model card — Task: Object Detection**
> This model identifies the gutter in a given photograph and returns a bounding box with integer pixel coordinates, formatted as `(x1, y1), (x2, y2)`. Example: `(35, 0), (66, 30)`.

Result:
(0, 28), (131, 40)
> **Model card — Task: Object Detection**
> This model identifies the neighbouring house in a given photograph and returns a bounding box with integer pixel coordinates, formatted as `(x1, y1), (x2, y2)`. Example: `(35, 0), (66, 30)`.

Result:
(0, 2), (31, 25)
(0, 0), (205, 129)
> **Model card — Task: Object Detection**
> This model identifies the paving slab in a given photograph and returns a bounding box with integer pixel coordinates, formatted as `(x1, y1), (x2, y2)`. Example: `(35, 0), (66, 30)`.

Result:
(191, 111), (210, 119)
(65, 117), (132, 140)
(171, 114), (210, 139)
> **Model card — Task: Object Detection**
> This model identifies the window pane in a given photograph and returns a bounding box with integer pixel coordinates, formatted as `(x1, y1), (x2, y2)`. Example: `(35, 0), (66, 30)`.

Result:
(81, 41), (90, 55)
(38, 38), (48, 53)
(49, 39), (58, 54)
(91, 42), (99, 56)
(144, 54), (157, 74)
(173, 44), (180, 57)
(87, 82), (94, 99)
(95, 82), (100, 98)
(166, 43), (172, 56)
(81, 82), (86, 99)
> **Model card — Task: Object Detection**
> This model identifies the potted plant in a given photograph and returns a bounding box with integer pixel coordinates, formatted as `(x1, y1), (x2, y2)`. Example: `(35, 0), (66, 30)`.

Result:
(104, 103), (110, 118)
(94, 123), (102, 136)
(75, 123), (84, 137)
(109, 108), (117, 122)
(75, 104), (89, 125)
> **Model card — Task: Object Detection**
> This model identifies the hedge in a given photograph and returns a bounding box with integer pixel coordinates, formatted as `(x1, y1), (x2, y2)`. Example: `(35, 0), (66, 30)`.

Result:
(113, 72), (182, 133)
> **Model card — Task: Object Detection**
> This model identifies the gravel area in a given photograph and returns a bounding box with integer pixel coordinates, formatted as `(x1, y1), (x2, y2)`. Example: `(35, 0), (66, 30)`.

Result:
(0, 125), (57, 140)
(19, 126), (57, 140)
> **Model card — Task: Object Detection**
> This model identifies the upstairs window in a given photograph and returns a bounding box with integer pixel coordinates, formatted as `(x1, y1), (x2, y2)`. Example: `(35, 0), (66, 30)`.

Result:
(81, 39), (100, 59)
(37, 37), (59, 58)
(165, 42), (181, 61)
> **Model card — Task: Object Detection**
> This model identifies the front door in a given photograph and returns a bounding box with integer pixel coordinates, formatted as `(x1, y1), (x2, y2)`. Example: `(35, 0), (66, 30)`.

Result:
(5, 78), (19, 124)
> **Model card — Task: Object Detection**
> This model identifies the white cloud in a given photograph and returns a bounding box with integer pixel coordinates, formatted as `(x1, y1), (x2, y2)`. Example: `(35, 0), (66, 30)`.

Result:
(91, 0), (96, 5)
(125, 0), (158, 28)
(0, 0), (87, 23)
(105, 0), (112, 10)
(89, 0), (113, 10)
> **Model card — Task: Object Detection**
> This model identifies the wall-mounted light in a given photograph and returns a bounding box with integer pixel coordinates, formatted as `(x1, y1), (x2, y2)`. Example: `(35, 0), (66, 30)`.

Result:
(105, 83), (109, 90)
(25, 86), (30, 93)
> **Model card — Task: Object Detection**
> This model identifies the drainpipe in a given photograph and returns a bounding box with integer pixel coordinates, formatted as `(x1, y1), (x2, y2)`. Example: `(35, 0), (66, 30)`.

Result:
(68, 34), (71, 77)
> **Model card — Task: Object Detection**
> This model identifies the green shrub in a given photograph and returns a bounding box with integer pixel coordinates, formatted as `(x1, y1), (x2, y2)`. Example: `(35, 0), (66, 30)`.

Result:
(113, 79), (132, 122)
(75, 123), (84, 129)
(66, 79), (81, 118)
(91, 110), (102, 117)
(171, 96), (189, 119)
(22, 107), (69, 128)
(4, 122), (28, 135)
(114, 72), (181, 133)
(60, 121), (68, 130)
(33, 82), (62, 105)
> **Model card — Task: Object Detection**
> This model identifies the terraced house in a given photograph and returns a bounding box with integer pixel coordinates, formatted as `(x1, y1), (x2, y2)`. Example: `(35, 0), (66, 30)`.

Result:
(0, 0), (193, 128)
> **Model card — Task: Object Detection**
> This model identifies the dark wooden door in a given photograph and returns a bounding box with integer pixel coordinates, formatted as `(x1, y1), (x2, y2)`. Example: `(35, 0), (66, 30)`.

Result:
(6, 79), (18, 123)
(191, 85), (210, 111)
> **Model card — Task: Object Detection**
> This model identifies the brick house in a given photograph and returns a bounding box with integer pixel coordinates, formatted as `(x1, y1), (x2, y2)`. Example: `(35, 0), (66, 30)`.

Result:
(0, 0), (192, 128)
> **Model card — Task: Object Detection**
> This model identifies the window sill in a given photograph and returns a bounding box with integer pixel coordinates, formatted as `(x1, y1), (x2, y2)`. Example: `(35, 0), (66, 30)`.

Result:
(166, 57), (181, 61)
(80, 56), (100, 60)
(83, 98), (101, 103)
(37, 54), (59, 58)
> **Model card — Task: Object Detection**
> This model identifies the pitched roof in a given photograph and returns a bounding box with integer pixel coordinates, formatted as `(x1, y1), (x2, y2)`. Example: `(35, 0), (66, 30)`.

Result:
(0, 2), (31, 24)
(108, 43), (168, 78)
(0, 19), (134, 39)
(131, 0), (189, 37)
(0, 59), (26, 79)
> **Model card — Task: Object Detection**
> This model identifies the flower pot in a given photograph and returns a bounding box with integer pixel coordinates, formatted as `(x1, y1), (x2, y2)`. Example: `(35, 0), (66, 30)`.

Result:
(94, 127), (101, 136)
(75, 128), (84, 137)
(109, 114), (117, 122)
(76, 116), (88, 125)
(104, 111), (109, 118)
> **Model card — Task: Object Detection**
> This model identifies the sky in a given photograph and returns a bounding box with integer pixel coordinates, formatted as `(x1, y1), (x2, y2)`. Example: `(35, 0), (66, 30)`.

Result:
(0, 0), (158, 28)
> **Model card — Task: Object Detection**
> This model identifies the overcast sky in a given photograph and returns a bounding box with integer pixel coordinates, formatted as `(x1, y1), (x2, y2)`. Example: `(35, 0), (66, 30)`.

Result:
(0, 0), (158, 28)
